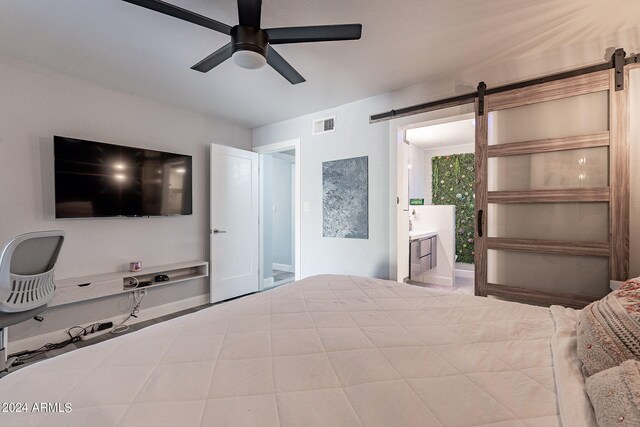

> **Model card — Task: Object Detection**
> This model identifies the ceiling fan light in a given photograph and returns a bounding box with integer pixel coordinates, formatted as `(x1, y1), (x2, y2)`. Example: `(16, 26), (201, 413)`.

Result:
(232, 49), (267, 69)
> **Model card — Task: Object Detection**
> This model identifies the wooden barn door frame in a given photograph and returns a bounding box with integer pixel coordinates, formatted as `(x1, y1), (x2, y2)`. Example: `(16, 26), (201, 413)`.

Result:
(474, 69), (630, 307)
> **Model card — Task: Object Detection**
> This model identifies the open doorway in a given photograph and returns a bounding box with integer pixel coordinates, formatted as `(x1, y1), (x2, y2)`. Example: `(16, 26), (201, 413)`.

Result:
(397, 112), (476, 294)
(254, 139), (301, 290)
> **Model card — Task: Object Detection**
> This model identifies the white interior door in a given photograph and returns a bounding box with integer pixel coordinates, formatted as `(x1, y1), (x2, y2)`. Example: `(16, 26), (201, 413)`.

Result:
(210, 144), (259, 303)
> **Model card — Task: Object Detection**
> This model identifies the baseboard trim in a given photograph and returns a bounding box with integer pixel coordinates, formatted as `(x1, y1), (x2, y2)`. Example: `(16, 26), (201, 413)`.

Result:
(429, 275), (453, 286)
(8, 294), (209, 354)
(262, 277), (275, 290)
(455, 269), (475, 279)
(415, 274), (453, 287)
(272, 263), (293, 273)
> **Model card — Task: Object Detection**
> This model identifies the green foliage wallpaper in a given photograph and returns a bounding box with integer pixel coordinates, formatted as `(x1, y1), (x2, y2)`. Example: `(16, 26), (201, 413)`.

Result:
(432, 153), (475, 264)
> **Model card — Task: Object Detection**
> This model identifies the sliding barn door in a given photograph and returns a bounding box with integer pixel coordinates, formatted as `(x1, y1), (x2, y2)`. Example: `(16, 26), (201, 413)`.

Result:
(475, 69), (629, 308)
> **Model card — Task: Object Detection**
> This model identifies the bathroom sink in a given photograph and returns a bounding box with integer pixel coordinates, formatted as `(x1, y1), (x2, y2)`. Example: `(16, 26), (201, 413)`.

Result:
(409, 231), (437, 241)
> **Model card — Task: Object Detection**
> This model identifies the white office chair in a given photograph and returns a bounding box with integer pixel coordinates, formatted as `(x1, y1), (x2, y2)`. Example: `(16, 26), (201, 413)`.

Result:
(0, 231), (65, 372)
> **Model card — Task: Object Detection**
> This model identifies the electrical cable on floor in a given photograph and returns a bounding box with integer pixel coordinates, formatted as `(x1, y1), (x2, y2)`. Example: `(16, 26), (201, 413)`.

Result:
(111, 291), (145, 334)
(8, 292), (146, 369)
(7, 322), (104, 367)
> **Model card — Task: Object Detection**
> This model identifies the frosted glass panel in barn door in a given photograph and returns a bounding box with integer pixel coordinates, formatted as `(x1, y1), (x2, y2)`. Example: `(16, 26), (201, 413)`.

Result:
(474, 69), (629, 308)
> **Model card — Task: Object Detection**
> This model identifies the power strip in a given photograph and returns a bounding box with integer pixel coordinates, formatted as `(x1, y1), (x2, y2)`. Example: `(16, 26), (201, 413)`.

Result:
(78, 321), (113, 341)
(79, 328), (112, 341)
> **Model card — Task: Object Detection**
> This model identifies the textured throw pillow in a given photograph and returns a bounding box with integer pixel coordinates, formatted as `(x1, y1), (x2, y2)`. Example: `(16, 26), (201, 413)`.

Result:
(585, 360), (640, 427)
(577, 279), (640, 377)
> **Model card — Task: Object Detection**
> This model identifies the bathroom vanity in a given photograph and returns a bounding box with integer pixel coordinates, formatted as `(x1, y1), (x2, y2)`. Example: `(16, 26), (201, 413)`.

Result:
(409, 232), (437, 283)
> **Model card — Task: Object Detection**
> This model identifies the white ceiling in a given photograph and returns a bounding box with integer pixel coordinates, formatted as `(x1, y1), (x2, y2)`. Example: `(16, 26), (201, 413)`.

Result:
(1, 0), (639, 128)
(406, 118), (475, 149)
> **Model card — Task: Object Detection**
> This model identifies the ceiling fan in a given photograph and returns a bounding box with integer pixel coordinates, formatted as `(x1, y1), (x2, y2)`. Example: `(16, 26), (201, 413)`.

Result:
(121, 0), (363, 84)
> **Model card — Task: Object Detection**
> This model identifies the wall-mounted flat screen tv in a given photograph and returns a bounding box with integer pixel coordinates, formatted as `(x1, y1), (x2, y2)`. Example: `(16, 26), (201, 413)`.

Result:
(54, 136), (193, 218)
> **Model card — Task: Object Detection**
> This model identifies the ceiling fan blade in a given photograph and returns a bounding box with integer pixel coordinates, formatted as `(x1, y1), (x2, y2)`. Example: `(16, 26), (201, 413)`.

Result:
(265, 24), (362, 44)
(122, 0), (232, 35)
(237, 0), (262, 28)
(267, 46), (305, 85)
(191, 43), (233, 73)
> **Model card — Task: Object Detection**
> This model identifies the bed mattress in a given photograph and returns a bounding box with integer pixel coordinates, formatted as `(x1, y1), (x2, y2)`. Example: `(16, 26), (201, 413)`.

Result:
(0, 275), (592, 426)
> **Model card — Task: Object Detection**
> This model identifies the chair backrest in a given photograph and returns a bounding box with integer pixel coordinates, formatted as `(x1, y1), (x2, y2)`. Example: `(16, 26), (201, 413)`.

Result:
(0, 231), (65, 313)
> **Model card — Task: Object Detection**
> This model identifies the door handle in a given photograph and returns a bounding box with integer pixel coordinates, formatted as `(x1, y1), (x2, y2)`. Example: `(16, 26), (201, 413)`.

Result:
(212, 229), (227, 234)
(477, 210), (484, 237)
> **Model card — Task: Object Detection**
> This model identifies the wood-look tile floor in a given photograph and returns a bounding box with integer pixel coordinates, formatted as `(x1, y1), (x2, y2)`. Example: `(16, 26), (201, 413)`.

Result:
(409, 275), (475, 295)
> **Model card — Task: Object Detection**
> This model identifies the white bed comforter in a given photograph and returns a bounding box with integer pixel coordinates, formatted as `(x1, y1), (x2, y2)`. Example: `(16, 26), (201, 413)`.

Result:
(0, 275), (591, 426)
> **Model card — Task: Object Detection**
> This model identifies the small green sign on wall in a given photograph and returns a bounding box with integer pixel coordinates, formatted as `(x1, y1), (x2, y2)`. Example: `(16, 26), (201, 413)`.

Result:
(432, 153), (475, 264)
(409, 198), (424, 205)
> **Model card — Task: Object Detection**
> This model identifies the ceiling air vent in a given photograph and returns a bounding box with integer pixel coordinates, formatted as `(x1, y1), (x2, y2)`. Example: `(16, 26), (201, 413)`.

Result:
(312, 116), (335, 135)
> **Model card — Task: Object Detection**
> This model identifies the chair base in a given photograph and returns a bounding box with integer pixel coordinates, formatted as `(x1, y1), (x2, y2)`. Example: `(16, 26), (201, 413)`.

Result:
(0, 346), (12, 374)
(0, 304), (48, 376)
(0, 346), (18, 377)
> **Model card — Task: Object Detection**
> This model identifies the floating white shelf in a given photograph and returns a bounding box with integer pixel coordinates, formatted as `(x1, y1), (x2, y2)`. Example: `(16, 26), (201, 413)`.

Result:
(51, 260), (209, 307)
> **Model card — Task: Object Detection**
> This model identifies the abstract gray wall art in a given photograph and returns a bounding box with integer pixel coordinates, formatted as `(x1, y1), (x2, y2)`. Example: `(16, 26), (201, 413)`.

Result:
(322, 156), (369, 239)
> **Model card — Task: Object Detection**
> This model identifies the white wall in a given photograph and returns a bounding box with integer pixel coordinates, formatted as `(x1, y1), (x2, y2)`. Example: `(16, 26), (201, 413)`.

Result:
(261, 153), (294, 277)
(261, 155), (274, 280)
(271, 156), (293, 268)
(0, 56), (251, 341)
(408, 143), (426, 200)
(253, 94), (392, 279)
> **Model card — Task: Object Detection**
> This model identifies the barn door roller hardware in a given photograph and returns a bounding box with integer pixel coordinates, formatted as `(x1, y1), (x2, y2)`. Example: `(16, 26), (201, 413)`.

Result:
(370, 48), (638, 123)
(477, 82), (486, 116)
(613, 48), (626, 91)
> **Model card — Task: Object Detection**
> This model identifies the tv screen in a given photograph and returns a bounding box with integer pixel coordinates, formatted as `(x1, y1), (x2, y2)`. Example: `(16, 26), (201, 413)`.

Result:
(54, 136), (193, 218)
